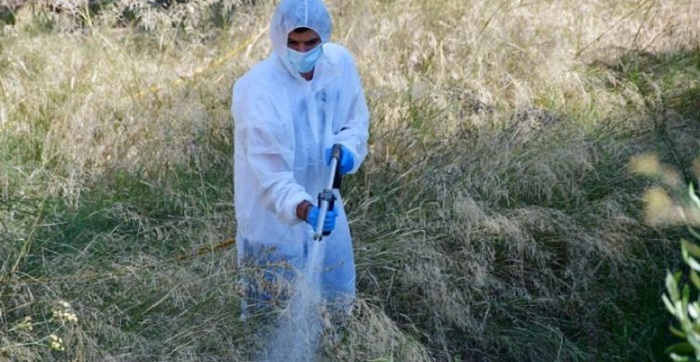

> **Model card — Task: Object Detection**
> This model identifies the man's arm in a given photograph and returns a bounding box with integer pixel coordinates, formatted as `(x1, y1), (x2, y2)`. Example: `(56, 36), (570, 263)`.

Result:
(332, 55), (370, 174)
(233, 82), (313, 224)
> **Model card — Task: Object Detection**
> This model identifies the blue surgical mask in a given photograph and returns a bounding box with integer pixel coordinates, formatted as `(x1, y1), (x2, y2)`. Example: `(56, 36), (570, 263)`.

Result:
(288, 44), (323, 73)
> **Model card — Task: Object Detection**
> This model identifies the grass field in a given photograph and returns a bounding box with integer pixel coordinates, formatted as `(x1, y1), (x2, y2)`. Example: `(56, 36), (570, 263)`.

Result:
(1, 0), (700, 360)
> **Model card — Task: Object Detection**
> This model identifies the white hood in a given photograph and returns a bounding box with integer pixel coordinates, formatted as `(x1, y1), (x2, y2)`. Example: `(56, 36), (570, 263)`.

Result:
(269, 0), (332, 77)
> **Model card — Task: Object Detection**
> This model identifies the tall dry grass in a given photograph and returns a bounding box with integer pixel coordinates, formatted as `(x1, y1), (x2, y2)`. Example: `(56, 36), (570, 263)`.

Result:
(1, 0), (699, 360)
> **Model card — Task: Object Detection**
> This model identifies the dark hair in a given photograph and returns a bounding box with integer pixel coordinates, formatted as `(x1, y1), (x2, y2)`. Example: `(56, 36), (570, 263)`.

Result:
(291, 27), (313, 33)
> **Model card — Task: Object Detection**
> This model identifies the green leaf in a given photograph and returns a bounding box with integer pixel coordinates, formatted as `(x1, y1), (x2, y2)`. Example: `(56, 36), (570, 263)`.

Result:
(692, 270), (700, 289)
(666, 294), (680, 315)
(693, 321), (700, 334)
(669, 353), (690, 362)
(689, 183), (700, 209)
(689, 257), (700, 272)
(671, 325), (687, 338)
(684, 239), (700, 258)
(669, 272), (682, 300)
(689, 226), (700, 242)
(666, 342), (695, 355)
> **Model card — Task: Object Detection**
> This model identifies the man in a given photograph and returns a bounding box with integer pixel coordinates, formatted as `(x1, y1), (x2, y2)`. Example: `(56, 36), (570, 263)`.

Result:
(231, 0), (369, 318)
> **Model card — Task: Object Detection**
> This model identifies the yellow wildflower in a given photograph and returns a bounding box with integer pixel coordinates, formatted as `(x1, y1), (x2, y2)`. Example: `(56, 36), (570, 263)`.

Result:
(49, 334), (65, 351)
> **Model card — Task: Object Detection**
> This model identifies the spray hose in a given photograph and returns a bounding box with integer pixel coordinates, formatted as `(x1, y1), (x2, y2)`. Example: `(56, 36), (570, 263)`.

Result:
(313, 144), (342, 240)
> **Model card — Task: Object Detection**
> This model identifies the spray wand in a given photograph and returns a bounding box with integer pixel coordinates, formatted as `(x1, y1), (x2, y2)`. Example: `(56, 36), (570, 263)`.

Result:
(313, 144), (342, 241)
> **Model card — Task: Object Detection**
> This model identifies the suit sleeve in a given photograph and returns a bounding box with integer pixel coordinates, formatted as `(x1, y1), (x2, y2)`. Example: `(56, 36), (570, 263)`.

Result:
(233, 81), (313, 224)
(332, 55), (370, 174)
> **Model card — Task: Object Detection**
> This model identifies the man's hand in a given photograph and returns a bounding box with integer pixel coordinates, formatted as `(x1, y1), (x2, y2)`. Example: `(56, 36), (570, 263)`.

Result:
(306, 205), (338, 233)
(325, 145), (354, 175)
(296, 200), (338, 233)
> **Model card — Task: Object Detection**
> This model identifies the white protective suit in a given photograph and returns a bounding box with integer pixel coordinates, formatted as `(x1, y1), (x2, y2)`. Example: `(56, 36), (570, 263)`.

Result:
(231, 0), (369, 310)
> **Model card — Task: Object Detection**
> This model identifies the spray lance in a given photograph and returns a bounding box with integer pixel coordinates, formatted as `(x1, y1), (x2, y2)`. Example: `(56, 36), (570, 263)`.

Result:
(313, 144), (343, 241)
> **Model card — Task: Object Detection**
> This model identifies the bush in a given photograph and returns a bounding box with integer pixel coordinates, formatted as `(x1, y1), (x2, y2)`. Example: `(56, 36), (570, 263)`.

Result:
(632, 153), (700, 361)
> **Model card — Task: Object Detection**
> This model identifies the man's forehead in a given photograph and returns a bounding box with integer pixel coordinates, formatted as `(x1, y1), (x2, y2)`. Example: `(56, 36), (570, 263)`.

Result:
(288, 28), (320, 40)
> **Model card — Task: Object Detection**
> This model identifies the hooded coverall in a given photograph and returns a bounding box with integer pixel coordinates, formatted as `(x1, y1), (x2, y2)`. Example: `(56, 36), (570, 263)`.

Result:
(231, 0), (369, 315)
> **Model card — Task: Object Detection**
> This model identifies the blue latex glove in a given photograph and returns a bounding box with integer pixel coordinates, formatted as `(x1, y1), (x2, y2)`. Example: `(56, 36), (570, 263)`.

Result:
(306, 205), (338, 233)
(325, 145), (354, 175)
